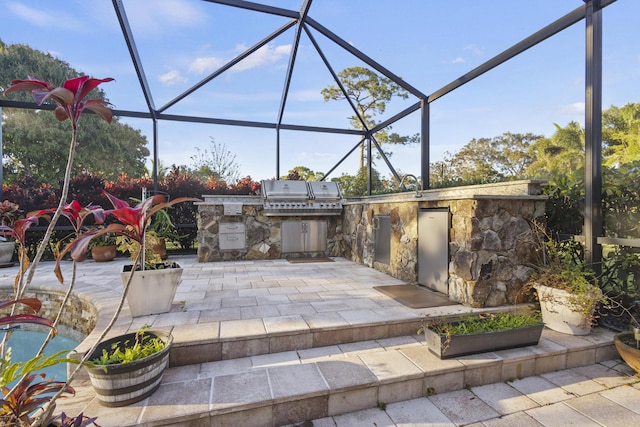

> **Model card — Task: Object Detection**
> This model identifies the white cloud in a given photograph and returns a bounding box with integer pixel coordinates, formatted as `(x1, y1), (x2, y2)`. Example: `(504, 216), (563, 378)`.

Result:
(560, 102), (585, 114)
(159, 70), (188, 86)
(188, 43), (291, 75)
(231, 44), (291, 72)
(464, 44), (485, 56)
(189, 57), (227, 74)
(295, 151), (336, 164)
(290, 89), (324, 102)
(124, 0), (205, 36)
(7, 2), (83, 30)
(451, 57), (465, 64)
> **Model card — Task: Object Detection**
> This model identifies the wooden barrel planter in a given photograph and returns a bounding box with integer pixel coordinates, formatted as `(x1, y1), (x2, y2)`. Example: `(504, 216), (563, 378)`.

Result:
(86, 330), (173, 407)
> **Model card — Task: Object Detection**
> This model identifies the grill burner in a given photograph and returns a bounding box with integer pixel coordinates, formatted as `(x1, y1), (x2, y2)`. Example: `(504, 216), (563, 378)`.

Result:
(261, 180), (343, 216)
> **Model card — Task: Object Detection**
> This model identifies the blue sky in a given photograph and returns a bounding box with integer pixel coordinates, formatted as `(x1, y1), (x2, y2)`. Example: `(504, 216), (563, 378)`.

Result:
(2, 0), (640, 182)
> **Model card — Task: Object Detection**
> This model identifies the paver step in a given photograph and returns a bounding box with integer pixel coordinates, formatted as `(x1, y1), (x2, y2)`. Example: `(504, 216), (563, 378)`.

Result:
(168, 315), (423, 366)
(59, 327), (621, 426)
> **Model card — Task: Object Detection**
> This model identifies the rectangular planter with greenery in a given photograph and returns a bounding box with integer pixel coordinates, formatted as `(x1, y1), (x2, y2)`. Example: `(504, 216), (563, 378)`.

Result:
(421, 311), (544, 359)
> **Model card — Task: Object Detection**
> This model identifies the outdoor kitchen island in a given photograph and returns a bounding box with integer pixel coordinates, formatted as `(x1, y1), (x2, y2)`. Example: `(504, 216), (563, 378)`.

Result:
(196, 180), (344, 262)
(196, 179), (547, 309)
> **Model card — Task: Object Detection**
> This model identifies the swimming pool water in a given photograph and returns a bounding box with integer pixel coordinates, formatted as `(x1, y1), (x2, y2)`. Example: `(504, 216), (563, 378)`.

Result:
(4, 330), (79, 382)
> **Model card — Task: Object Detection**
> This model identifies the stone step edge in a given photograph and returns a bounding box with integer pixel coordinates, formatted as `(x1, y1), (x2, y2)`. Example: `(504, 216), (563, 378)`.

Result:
(167, 305), (539, 366)
(168, 317), (424, 366)
(156, 328), (623, 427)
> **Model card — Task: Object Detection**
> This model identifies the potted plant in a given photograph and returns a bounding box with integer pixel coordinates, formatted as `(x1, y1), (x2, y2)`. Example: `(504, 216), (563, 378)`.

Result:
(85, 326), (172, 407)
(88, 231), (117, 262)
(67, 191), (199, 317)
(0, 200), (21, 265)
(610, 305), (640, 375)
(529, 236), (606, 336)
(147, 207), (178, 260)
(419, 309), (544, 359)
(614, 326), (640, 375)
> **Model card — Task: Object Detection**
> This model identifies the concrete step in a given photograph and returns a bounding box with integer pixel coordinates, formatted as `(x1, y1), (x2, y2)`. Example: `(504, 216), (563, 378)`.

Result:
(59, 327), (621, 426)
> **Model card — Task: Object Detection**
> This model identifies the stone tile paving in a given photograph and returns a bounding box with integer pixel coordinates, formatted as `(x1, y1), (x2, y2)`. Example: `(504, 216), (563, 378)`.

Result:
(6, 256), (640, 426)
(305, 363), (640, 427)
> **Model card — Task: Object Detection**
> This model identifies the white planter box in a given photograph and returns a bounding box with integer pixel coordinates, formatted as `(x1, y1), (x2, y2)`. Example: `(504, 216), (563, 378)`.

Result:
(535, 283), (597, 336)
(121, 264), (183, 317)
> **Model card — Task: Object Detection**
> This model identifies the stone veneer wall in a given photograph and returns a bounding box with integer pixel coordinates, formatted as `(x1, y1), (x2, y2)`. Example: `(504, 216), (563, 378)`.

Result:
(342, 180), (547, 307)
(0, 288), (97, 341)
(197, 196), (343, 262)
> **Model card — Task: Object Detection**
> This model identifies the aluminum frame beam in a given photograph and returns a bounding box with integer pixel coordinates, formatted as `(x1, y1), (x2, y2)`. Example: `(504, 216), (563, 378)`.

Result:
(584, 0), (604, 269)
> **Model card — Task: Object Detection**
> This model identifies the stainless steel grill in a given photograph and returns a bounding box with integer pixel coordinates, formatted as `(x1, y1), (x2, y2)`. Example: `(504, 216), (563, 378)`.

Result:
(261, 180), (343, 216)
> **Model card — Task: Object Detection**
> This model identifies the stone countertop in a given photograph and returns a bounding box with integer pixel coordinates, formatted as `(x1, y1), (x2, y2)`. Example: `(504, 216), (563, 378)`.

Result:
(198, 195), (262, 205)
(346, 179), (547, 205)
(197, 180), (547, 206)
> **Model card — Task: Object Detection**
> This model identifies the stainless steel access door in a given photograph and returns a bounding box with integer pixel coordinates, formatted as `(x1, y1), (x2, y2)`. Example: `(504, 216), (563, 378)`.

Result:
(281, 220), (327, 253)
(418, 209), (450, 294)
(373, 215), (391, 264)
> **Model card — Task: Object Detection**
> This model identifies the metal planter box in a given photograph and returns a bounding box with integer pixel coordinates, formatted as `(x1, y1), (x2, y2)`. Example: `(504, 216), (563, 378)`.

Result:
(424, 322), (544, 359)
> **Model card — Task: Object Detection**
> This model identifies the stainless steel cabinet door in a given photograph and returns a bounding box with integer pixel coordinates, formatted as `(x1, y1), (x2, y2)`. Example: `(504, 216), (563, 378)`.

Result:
(281, 220), (327, 253)
(418, 209), (449, 294)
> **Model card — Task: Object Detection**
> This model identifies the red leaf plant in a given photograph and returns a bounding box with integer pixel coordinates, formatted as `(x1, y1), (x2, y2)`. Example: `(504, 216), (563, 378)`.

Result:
(60, 191), (200, 272)
(3, 75), (113, 291)
(4, 76), (113, 130)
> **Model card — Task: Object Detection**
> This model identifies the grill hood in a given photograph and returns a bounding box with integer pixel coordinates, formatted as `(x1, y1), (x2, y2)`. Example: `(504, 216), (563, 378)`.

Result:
(261, 180), (343, 216)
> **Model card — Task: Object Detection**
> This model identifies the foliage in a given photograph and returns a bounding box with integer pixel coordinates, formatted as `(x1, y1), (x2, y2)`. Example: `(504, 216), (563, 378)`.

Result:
(526, 121), (585, 179)
(90, 327), (166, 367)
(1, 171), (261, 255)
(422, 311), (542, 337)
(330, 167), (392, 197)
(601, 161), (640, 239)
(0, 371), (74, 425)
(88, 232), (116, 248)
(102, 174), (157, 206)
(62, 191), (200, 271)
(322, 66), (418, 170)
(147, 208), (176, 239)
(599, 246), (640, 298)
(50, 412), (100, 427)
(602, 102), (640, 166)
(0, 299), (79, 426)
(1, 66), (116, 426)
(544, 160), (640, 240)
(527, 228), (607, 320)
(114, 230), (163, 267)
(190, 137), (241, 183)
(229, 176), (261, 195)
(0, 40), (149, 183)
(67, 172), (107, 208)
(0, 200), (20, 228)
(282, 166), (324, 181)
(441, 132), (540, 183)
(2, 176), (58, 214)
(543, 173), (584, 236)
